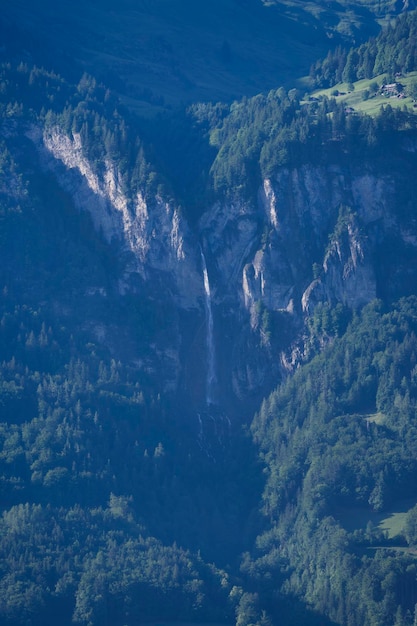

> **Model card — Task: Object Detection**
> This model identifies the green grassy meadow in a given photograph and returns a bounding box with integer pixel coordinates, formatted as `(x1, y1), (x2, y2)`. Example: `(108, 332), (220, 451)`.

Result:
(337, 498), (417, 541)
(311, 71), (417, 117)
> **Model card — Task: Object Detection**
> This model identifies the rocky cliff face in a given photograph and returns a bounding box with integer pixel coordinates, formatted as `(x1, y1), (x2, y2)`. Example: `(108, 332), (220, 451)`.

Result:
(198, 160), (417, 400)
(27, 124), (417, 413)
(38, 126), (203, 309)
(241, 164), (413, 320)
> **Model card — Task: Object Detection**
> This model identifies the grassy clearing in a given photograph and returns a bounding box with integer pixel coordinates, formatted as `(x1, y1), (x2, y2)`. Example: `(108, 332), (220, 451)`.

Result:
(336, 505), (385, 533)
(336, 497), (417, 539)
(363, 412), (386, 425)
(379, 511), (409, 539)
(310, 72), (417, 117)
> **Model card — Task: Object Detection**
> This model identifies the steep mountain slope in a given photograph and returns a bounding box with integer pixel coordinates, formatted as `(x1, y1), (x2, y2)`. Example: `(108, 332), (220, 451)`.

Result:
(0, 0), (326, 111)
(2, 0), (415, 113)
(9, 68), (417, 410)
(2, 5), (417, 626)
(265, 0), (417, 38)
(249, 297), (417, 626)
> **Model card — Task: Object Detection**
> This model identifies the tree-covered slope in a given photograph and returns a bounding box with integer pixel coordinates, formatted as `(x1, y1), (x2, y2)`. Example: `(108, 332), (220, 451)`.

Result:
(0, 65), (263, 626)
(3, 5), (417, 626)
(310, 9), (417, 88)
(248, 298), (417, 625)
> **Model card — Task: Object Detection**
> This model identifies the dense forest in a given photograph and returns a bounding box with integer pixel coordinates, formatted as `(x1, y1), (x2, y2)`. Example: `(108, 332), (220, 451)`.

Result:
(309, 10), (417, 88)
(2, 4), (417, 626)
(249, 298), (417, 625)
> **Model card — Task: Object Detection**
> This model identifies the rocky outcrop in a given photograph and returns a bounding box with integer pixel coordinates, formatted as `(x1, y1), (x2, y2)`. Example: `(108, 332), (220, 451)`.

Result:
(238, 165), (411, 323)
(33, 127), (409, 327)
(195, 161), (417, 395)
(34, 126), (203, 309)
(24, 124), (417, 405)
(199, 198), (260, 294)
(302, 211), (376, 314)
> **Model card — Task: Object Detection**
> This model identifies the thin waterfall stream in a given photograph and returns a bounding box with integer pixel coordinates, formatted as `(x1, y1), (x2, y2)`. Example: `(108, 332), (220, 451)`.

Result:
(200, 249), (217, 405)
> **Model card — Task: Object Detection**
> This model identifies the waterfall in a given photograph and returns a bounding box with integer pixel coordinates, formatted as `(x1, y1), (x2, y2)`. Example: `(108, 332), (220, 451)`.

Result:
(200, 249), (216, 405)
